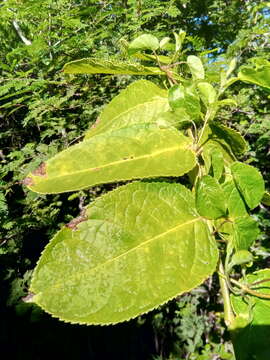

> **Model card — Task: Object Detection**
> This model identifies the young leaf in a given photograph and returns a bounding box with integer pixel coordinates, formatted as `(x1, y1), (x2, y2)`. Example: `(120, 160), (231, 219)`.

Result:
(187, 55), (205, 80)
(232, 216), (260, 251)
(197, 82), (216, 105)
(195, 175), (227, 219)
(231, 269), (270, 360)
(25, 124), (196, 194)
(262, 192), (270, 206)
(128, 34), (159, 55)
(84, 80), (171, 139)
(168, 84), (201, 120)
(63, 58), (163, 75)
(30, 181), (219, 325)
(231, 162), (265, 209)
(222, 180), (248, 218)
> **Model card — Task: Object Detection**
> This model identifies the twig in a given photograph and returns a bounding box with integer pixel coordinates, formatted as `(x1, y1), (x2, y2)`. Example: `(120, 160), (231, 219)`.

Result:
(12, 20), (32, 45)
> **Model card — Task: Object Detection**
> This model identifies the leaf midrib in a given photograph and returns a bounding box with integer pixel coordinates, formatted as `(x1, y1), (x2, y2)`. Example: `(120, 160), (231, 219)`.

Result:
(33, 142), (192, 181)
(33, 216), (202, 293)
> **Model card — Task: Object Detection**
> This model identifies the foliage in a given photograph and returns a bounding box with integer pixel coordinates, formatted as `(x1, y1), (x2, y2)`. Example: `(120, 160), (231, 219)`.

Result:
(21, 29), (270, 360)
(1, 1), (269, 359)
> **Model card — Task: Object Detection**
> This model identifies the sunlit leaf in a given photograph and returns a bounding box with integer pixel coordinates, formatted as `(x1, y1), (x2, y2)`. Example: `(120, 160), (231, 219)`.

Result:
(128, 34), (159, 54)
(30, 182), (219, 325)
(63, 58), (163, 75)
(25, 124), (196, 194)
(84, 80), (172, 139)
(187, 55), (205, 80)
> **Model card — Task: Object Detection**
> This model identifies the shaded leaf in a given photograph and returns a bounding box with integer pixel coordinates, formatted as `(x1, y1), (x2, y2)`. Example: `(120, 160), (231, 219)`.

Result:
(25, 124), (196, 194)
(231, 269), (270, 360)
(30, 181), (218, 325)
(222, 180), (247, 218)
(210, 124), (247, 156)
(231, 162), (265, 209)
(262, 192), (270, 206)
(195, 175), (227, 219)
(63, 58), (163, 75)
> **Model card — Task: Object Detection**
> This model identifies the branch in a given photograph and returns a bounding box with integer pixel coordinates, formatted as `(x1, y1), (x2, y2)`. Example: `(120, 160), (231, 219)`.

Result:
(12, 20), (32, 45)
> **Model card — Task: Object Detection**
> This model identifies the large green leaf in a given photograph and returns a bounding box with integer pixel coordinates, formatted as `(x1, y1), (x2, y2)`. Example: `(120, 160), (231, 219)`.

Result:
(30, 181), (219, 325)
(195, 175), (227, 219)
(197, 82), (216, 105)
(231, 269), (270, 360)
(128, 34), (159, 55)
(84, 80), (172, 139)
(25, 124), (196, 194)
(63, 58), (163, 75)
(238, 62), (270, 90)
(230, 162), (265, 209)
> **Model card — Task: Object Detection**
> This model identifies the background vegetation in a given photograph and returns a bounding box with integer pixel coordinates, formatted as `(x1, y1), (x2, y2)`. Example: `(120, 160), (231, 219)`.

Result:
(0, 1), (269, 359)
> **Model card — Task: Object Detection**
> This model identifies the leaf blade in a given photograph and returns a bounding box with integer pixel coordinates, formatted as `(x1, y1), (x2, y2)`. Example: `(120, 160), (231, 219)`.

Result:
(30, 182), (219, 325)
(26, 125), (196, 194)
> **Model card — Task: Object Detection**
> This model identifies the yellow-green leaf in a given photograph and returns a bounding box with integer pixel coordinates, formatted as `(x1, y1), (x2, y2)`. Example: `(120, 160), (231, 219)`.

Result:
(84, 80), (172, 139)
(30, 181), (219, 325)
(187, 55), (205, 80)
(25, 124), (196, 194)
(63, 58), (163, 75)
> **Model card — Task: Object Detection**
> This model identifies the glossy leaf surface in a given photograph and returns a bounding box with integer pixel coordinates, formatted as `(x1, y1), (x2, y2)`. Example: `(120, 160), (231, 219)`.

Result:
(231, 162), (265, 209)
(231, 270), (270, 360)
(84, 80), (171, 139)
(25, 124), (196, 194)
(195, 175), (226, 219)
(30, 182), (219, 325)
(63, 58), (163, 75)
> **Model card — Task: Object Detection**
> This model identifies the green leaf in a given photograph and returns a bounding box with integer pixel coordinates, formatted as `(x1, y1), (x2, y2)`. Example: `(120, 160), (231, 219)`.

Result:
(262, 192), (270, 206)
(25, 124), (196, 194)
(63, 58), (163, 75)
(187, 55), (205, 80)
(210, 147), (224, 180)
(30, 181), (219, 325)
(222, 180), (247, 218)
(238, 63), (270, 90)
(195, 175), (227, 219)
(231, 162), (265, 209)
(168, 84), (201, 120)
(232, 216), (260, 251)
(128, 34), (159, 55)
(229, 250), (253, 269)
(231, 269), (270, 360)
(197, 82), (216, 105)
(217, 98), (237, 107)
(210, 124), (247, 156)
(84, 80), (172, 139)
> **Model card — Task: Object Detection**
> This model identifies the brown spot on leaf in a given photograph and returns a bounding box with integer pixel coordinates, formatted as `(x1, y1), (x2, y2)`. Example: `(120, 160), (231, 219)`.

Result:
(32, 162), (47, 177)
(91, 117), (100, 129)
(93, 167), (100, 171)
(21, 177), (34, 186)
(66, 209), (87, 231)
